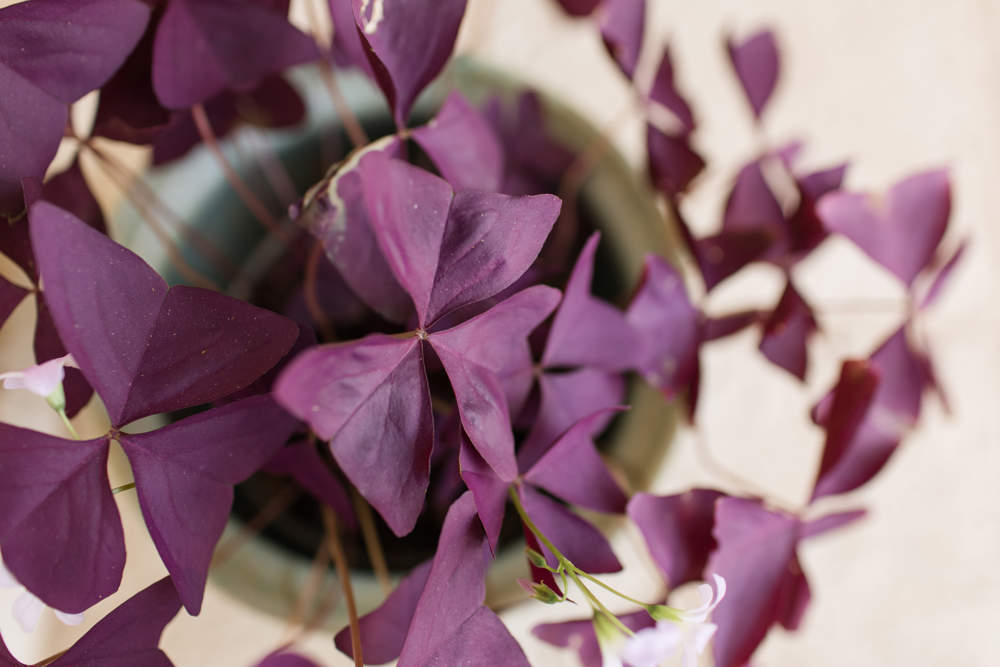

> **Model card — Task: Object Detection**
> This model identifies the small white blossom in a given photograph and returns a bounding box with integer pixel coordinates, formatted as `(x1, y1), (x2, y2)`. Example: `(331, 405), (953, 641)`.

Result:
(0, 354), (75, 398)
(620, 574), (727, 667)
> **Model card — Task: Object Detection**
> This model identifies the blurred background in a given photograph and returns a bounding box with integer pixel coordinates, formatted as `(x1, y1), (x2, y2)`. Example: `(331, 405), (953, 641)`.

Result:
(0, 0), (995, 665)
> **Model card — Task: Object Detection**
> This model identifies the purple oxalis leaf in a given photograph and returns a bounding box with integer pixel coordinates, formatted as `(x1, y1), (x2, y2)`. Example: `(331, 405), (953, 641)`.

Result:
(459, 438), (510, 551)
(0, 0), (150, 214)
(646, 125), (705, 199)
(726, 29), (780, 119)
(296, 138), (413, 323)
(626, 254), (700, 398)
(338, 493), (527, 666)
(255, 653), (321, 667)
(523, 407), (628, 514)
(518, 485), (621, 574)
(30, 201), (298, 427)
(552, 0), (602, 16)
(264, 440), (356, 530)
(359, 153), (561, 327)
(920, 239), (968, 310)
(533, 610), (654, 667)
(431, 284), (560, 418)
(411, 91), (505, 192)
(334, 560), (433, 664)
(707, 498), (865, 666)
(543, 233), (644, 371)
(49, 577), (181, 667)
(722, 160), (784, 236)
(694, 227), (777, 291)
(647, 45), (695, 134)
(152, 0), (318, 109)
(627, 488), (724, 588)
(34, 297), (93, 418)
(0, 427), (121, 614)
(351, 0), (468, 128)
(274, 336), (432, 536)
(817, 169), (951, 287)
(812, 327), (931, 499)
(328, 0), (375, 79)
(518, 367), (625, 471)
(758, 280), (817, 380)
(599, 0), (645, 79)
(119, 396), (297, 614)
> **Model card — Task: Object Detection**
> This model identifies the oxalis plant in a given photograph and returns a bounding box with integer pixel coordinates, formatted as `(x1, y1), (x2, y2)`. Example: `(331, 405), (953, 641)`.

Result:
(0, 0), (963, 665)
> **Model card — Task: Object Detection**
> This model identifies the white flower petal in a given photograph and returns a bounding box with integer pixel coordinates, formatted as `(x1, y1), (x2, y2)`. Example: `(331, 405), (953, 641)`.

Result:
(677, 574), (726, 623)
(0, 355), (71, 398)
(13, 591), (45, 633)
(620, 622), (681, 667)
(54, 609), (84, 626)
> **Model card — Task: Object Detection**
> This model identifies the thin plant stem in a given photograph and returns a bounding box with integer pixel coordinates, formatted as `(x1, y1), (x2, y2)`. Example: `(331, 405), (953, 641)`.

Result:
(57, 409), (80, 440)
(213, 483), (301, 566)
(305, 0), (369, 148)
(284, 538), (331, 637)
(573, 569), (650, 608)
(350, 486), (392, 596)
(111, 482), (136, 495)
(508, 487), (635, 637)
(191, 103), (290, 242)
(304, 239), (336, 340)
(81, 144), (220, 290)
(321, 506), (364, 667)
(83, 140), (239, 281)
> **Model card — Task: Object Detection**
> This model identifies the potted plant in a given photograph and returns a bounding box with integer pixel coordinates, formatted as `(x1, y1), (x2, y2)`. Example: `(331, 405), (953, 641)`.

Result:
(0, 0), (962, 666)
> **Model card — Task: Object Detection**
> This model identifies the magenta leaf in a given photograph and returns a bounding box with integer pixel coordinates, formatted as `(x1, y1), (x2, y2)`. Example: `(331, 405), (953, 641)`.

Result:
(817, 169), (951, 287)
(360, 153), (561, 326)
(518, 368), (625, 471)
(599, 0), (645, 79)
(543, 233), (644, 371)
(0, 427), (121, 614)
(647, 45), (694, 134)
(389, 493), (524, 667)
(801, 508), (867, 539)
(694, 227), (776, 291)
(152, 0), (318, 109)
(0, 0), (150, 213)
(430, 285), (560, 419)
(552, 0), (602, 16)
(519, 485), (621, 573)
(274, 336), (433, 536)
(431, 336), (518, 482)
(646, 125), (705, 198)
(726, 29), (780, 119)
(51, 577), (181, 667)
(264, 440), (355, 530)
(784, 162), (847, 258)
(811, 360), (882, 501)
(328, 0), (375, 78)
(255, 653), (320, 667)
(119, 396), (296, 614)
(30, 202), (298, 426)
(534, 612), (654, 667)
(703, 309), (761, 341)
(626, 254), (700, 397)
(334, 560), (433, 665)
(627, 488), (724, 587)
(524, 408), (628, 514)
(351, 0), (468, 127)
(722, 160), (784, 235)
(459, 438), (509, 551)
(706, 498), (805, 667)
(758, 280), (817, 380)
(298, 139), (413, 323)
(812, 327), (932, 499)
(411, 91), (504, 192)
(34, 160), (106, 235)
(920, 239), (968, 310)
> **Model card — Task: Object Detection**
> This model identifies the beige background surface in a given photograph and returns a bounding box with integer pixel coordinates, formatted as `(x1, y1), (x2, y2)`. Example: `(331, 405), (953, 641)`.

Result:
(0, 0), (996, 665)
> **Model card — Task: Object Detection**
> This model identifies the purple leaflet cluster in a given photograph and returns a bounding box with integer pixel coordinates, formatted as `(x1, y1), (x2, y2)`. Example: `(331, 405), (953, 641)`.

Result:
(0, 203), (298, 616)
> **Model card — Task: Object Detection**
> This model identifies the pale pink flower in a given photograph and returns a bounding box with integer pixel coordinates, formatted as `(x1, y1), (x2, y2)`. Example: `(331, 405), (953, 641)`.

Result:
(0, 354), (75, 399)
(0, 556), (83, 633)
